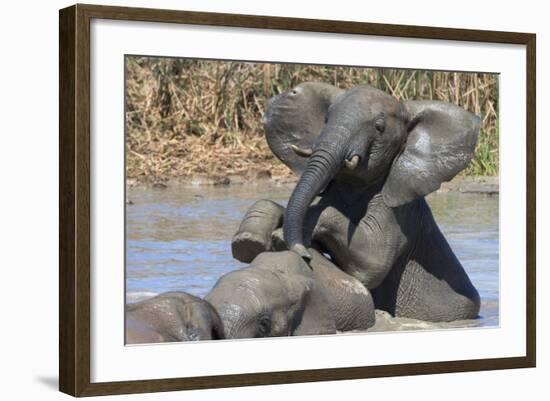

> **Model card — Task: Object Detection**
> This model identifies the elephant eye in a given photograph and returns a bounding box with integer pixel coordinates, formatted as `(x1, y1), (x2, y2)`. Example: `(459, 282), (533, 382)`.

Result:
(375, 117), (385, 133)
(290, 87), (302, 96)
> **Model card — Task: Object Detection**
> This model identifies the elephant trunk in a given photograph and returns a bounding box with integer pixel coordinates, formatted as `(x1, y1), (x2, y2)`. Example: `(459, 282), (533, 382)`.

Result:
(283, 138), (348, 260)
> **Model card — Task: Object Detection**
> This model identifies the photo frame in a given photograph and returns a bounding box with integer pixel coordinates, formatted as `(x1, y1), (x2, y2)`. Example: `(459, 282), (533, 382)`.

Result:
(59, 3), (536, 397)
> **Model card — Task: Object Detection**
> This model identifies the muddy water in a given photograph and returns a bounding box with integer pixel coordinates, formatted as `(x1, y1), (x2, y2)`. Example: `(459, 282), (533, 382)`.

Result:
(126, 183), (499, 329)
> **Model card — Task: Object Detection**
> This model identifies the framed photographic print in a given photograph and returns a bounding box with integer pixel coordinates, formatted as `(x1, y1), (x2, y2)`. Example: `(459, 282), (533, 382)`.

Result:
(59, 4), (536, 397)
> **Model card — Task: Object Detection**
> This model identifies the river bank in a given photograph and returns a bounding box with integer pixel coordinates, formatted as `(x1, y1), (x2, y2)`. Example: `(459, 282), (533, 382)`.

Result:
(126, 174), (499, 196)
(126, 58), (499, 185)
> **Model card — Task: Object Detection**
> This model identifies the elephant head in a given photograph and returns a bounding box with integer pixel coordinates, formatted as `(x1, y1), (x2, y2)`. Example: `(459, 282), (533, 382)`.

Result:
(205, 251), (336, 338)
(264, 82), (481, 260)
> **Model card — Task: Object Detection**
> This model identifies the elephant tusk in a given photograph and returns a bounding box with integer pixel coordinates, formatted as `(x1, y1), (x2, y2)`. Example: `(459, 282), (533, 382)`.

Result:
(291, 144), (313, 157)
(344, 155), (360, 170)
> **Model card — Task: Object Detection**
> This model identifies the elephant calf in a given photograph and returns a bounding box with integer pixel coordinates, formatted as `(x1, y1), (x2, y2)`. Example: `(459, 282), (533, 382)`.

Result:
(232, 81), (482, 324)
(206, 250), (374, 339)
(126, 291), (224, 344)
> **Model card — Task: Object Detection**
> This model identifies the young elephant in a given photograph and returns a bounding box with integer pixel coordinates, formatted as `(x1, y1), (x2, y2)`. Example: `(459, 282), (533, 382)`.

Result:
(233, 82), (481, 323)
(207, 250), (375, 338)
(126, 292), (224, 344)
(205, 251), (336, 338)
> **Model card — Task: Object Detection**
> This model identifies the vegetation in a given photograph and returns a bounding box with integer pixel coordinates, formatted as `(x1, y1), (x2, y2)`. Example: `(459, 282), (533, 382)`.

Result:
(126, 57), (499, 183)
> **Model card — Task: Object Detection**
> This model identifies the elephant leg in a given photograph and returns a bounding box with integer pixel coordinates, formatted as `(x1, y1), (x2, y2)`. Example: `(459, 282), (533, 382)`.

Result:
(232, 199), (284, 263)
(311, 198), (409, 289)
(372, 228), (481, 322)
(232, 199), (329, 260)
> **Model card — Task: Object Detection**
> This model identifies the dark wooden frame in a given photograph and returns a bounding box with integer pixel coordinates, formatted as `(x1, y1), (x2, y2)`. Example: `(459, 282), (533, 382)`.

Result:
(59, 3), (536, 397)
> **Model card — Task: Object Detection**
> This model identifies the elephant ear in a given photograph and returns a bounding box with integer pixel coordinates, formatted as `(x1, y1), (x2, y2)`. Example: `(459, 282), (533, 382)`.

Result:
(263, 82), (344, 175)
(382, 100), (481, 207)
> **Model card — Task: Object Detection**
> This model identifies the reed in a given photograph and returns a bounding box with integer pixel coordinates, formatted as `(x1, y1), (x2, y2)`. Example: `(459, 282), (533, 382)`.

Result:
(126, 57), (499, 182)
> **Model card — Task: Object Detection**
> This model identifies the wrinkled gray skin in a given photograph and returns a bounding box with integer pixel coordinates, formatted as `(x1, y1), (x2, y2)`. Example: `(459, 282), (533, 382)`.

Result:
(233, 82), (481, 322)
(307, 248), (375, 331)
(232, 199), (283, 263)
(126, 292), (224, 344)
(206, 250), (375, 338)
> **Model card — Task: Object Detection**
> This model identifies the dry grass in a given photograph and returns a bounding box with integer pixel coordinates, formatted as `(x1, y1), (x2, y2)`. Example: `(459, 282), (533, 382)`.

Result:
(125, 57), (499, 183)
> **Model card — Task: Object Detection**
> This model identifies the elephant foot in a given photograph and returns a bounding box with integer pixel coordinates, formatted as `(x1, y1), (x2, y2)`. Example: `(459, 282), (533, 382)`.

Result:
(232, 199), (284, 263)
(231, 231), (271, 263)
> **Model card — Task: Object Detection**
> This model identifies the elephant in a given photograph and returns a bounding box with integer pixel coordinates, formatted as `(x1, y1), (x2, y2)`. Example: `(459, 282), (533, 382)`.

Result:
(126, 291), (224, 344)
(232, 81), (481, 323)
(205, 250), (375, 338)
